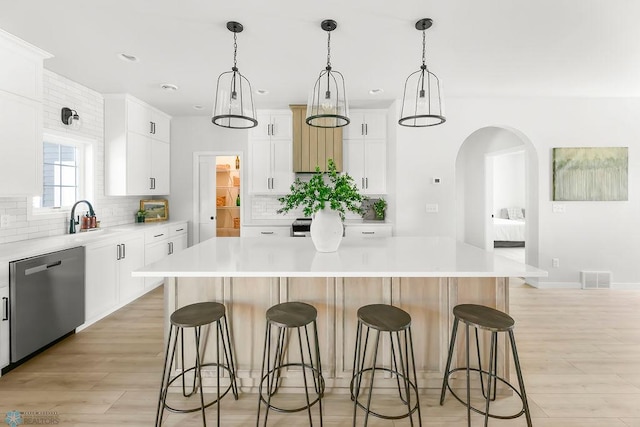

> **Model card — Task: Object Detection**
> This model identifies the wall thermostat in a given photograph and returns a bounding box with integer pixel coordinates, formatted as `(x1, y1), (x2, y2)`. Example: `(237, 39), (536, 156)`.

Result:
(432, 177), (441, 184)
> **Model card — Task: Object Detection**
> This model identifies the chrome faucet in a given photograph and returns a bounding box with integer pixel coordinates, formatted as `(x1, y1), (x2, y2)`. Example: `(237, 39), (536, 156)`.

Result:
(69, 200), (96, 234)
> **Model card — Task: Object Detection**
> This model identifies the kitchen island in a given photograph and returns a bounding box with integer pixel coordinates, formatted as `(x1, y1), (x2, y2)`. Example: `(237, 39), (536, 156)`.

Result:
(134, 236), (546, 392)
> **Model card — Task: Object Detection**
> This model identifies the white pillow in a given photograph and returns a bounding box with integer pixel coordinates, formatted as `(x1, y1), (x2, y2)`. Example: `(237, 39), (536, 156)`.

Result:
(506, 207), (524, 220)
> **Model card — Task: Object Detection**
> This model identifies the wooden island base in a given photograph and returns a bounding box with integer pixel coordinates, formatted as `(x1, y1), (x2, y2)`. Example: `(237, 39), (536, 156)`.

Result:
(166, 275), (509, 393)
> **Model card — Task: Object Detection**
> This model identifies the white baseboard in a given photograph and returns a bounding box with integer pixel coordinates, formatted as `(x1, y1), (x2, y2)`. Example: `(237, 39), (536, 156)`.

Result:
(522, 278), (640, 290)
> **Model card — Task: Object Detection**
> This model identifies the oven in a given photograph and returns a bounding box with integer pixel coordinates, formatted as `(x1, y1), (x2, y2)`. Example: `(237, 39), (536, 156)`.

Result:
(290, 218), (311, 237)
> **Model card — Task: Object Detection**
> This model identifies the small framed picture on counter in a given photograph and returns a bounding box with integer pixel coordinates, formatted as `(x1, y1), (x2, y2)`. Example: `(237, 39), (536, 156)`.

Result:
(140, 199), (168, 222)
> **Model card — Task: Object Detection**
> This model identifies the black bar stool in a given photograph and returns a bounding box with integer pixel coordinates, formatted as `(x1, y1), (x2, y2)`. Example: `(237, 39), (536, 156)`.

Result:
(439, 303), (532, 427)
(351, 304), (421, 426)
(256, 301), (324, 426)
(155, 302), (238, 427)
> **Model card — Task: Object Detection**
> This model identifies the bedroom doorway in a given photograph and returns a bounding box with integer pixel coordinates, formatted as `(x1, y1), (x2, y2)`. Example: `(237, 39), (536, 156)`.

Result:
(486, 147), (526, 263)
(455, 126), (539, 269)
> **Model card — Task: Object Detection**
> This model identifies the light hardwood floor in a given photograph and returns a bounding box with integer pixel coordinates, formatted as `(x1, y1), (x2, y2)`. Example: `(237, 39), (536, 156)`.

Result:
(1, 279), (639, 426)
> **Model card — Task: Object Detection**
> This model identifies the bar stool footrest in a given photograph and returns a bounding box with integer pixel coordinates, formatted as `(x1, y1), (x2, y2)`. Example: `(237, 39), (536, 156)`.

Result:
(350, 367), (420, 421)
(162, 362), (237, 414)
(258, 362), (325, 413)
(444, 367), (526, 420)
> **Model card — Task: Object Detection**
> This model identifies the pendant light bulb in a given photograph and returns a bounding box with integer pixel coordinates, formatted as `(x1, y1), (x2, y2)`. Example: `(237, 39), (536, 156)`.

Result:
(398, 18), (446, 127)
(306, 19), (350, 128)
(212, 21), (258, 129)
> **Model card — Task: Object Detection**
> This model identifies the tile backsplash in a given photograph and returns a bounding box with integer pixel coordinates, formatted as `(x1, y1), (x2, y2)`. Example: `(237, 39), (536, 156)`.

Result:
(0, 70), (144, 245)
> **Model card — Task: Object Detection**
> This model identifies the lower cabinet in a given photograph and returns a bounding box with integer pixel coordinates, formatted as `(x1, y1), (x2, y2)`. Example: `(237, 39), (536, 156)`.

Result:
(344, 224), (392, 237)
(84, 233), (145, 324)
(144, 222), (188, 289)
(0, 286), (9, 370)
(242, 225), (291, 237)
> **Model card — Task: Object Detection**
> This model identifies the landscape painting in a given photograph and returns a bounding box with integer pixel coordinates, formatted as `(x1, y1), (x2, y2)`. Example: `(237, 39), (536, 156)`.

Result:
(553, 147), (628, 201)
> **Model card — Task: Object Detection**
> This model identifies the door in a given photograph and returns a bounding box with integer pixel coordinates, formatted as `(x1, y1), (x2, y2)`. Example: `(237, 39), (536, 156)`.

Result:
(344, 139), (365, 191)
(118, 234), (145, 301)
(271, 139), (293, 193)
(126, 98), (151, 136)
(363, 139), (386, 194)
(0, 286), (9, 369)
(151, 140), (170, 194)
(85, 240), (119, 321)
(196, 153), (242, 243)
(363, 111), (387, 139)
(249, 141), (271, 193)
(126, 131), (151, 195)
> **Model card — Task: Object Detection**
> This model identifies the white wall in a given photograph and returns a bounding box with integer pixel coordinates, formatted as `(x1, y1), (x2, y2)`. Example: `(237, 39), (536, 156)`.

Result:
(169, 117), (247, 246)
(0, 70), (143, 244)
(493, 150), (525, 218)
(394, 96), (640, 287)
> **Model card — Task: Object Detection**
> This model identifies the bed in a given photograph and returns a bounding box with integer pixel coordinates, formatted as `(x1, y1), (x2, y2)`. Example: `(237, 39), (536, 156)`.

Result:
(493, 207), (525, 248)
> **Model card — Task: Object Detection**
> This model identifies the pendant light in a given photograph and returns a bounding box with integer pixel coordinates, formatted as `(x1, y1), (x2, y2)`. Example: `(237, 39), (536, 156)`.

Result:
(306, 19), (349, 128)
(398, 18), (446, 127)
(212, 21), (258, 129)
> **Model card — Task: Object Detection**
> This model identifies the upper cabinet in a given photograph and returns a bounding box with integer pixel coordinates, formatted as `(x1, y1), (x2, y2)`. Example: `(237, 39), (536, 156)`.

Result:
(104, 94), (172, 196)
(343, 109), (388, 195)
(248, 109), (293, 194)
(0, 30), (52, 196)
(290, 105), (343, 173)
(343, 111), (387, 140)
(249, 111), (292, 140)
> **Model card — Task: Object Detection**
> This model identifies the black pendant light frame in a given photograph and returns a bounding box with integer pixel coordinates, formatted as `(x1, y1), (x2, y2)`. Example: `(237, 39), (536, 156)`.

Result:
(306, 19), (350, 128)
(398, 18), (446, 128)
(212, 21), (258, 129)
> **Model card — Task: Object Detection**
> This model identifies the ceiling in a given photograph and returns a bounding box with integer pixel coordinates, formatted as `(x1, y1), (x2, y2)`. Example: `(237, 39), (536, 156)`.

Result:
(1, 0), (639, 117)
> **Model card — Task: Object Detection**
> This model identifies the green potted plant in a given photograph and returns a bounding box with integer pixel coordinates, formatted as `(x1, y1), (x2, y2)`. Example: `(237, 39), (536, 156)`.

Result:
(136, 209), (147, 223)
(372, 198), (387, 221)
(278, 159), (365, 252)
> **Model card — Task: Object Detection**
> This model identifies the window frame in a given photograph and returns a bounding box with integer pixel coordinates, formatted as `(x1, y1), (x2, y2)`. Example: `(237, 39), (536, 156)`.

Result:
(28, 131), (95, 220)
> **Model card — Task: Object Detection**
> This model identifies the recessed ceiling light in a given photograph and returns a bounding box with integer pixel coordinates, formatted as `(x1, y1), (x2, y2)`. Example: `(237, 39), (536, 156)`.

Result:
(160, 83), (178, 91)
(117, 53), (139, 63)
(256, 89), (269, 95)
(193, 105), (204, 111)
(369, 88), (384, 95)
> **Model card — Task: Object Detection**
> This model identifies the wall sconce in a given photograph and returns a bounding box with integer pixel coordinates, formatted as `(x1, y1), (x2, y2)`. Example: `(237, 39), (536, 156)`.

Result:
(61, 107), (81, 129)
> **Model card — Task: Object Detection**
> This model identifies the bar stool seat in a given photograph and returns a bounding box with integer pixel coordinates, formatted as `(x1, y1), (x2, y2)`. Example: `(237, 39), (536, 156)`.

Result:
(156, 302), (238, 427)
(257, 301), (324, 426)
(440, 304), (532, 427)
(351, 304), (422, 426)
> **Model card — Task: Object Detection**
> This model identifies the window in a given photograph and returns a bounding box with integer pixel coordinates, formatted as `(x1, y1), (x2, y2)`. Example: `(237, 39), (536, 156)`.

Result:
(30, 133), (94, 217)
(41, 141), (79, 207)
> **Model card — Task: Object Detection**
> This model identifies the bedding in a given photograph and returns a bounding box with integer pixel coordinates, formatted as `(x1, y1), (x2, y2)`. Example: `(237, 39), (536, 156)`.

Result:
(493, 217), (525, 247)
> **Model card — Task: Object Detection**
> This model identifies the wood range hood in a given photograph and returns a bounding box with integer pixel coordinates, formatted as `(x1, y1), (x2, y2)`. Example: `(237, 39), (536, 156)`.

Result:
(290, 105), (343, 173)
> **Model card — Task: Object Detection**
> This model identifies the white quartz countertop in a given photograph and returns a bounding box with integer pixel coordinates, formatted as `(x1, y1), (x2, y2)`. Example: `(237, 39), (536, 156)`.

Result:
(133, 236), (547, 278)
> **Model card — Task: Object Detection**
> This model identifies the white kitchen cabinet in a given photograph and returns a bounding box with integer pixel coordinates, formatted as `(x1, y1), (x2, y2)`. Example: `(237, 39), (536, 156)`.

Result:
(343, 110), (387, 140)
(144, 222), (188, 289)
(0, 30), (50, 196)
(344, 223), (392, 237)
(344, 138), (386, 194)
(104, 94), (172, 196)
(84, 232), (145, 323)
(0, 286), (9, 370)
(249, 110), (293, 140)
(242, 225), (290, 237)
(249, 139), (293, 194)
(343, 110), (387, 195)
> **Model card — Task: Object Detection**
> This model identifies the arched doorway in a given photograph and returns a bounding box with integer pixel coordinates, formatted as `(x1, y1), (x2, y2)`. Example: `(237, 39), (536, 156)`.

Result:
(455, 126), (539, 267)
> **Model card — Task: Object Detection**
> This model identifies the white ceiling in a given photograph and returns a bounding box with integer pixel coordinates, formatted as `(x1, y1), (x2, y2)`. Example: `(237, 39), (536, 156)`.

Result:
(1, 0), (639, 117)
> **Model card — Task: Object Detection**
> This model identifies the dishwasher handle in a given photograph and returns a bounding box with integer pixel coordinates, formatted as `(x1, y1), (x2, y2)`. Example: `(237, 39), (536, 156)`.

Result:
(24, 259), (63, 276)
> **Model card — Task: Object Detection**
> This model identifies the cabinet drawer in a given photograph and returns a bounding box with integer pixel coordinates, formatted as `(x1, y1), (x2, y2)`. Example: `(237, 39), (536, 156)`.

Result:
(169, 223), (187, 237)
(345, 224), (392, 238)
(145, 225), (169, 242)
(242, 226), (290, 237)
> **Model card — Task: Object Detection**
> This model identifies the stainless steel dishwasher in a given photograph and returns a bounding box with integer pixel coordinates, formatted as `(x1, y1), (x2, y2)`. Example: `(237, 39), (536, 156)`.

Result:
(9, 246), (85, 363)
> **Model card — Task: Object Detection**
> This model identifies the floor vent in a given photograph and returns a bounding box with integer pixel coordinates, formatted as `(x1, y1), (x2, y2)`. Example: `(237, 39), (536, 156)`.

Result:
(581, 271), (612, 289)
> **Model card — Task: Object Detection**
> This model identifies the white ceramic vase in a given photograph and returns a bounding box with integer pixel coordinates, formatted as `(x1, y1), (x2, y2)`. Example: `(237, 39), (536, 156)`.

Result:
(310, 208), (343, 252)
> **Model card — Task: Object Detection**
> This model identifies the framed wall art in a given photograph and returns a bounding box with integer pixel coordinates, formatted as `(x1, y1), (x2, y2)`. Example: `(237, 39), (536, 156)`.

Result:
(140, 199), (169, 221)
(552, 147), (628, 201)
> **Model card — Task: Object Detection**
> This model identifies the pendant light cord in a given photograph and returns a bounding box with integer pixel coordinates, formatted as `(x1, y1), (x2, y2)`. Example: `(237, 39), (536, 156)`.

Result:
(326, 31), (332, 69)
(233, 32), (238, 69)
(421, 30), (427, 68)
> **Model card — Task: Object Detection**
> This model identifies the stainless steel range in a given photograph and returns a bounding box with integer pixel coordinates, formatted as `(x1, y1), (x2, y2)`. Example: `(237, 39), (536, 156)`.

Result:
(290, 218), (311, 237)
